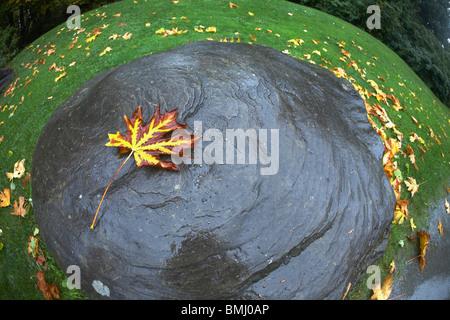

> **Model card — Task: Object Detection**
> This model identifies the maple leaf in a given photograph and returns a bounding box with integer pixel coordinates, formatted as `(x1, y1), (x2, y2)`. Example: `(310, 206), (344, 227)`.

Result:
(0, 189), (11, 207)
(404, 177), (422, 197)
(6, 158), (26, 181)
(91, 105), (197, 229)
(418, 230), (430, 273)
(11, 195), (27, 217)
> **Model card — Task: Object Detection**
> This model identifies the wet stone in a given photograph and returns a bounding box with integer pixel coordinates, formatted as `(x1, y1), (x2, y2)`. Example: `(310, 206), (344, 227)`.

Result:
(32, 42), (395, 299)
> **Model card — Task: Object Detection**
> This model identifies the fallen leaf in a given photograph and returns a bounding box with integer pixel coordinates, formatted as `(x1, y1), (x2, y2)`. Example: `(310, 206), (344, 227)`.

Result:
(91, 105), (198, 229)
(11, 195), (27, 217)
(36, 271), (60, 300)
(27, 236), (39, 257)
(438, 221), (443, 235)
(404, 177), (419, 197)
(99, 47), (112, 56)
(410, 217), (416, 231)
(445, 198), (449, 214)
(54, 72), (67, 82)
(394, 199), (409, 224)
(6, 159), (26, 181)
(248, 12), (254, 16)
(389, 260), (396, 273)
(287, 38), (304, 47)
(418, 230), (430, 273)
(229, 2), (238, 8)
(86, 33), (99, 43)
(122, 32), (133, 40)
(0, 189), (11, 207)
(371, 274), (393, 300)
(205, 26), (216, 33)
(21, 172), (31, 188)
(113, 13), (121, 17)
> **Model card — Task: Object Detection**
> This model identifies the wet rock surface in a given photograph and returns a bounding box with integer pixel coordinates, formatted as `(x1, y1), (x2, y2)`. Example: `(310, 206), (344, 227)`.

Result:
(32, 42), (395, 299)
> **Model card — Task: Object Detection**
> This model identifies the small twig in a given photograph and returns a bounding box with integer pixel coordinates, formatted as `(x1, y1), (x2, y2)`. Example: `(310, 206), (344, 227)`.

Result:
(389, 293), (406, 300)
(90, 151), (134, 229)
(405, 255), (421, 264)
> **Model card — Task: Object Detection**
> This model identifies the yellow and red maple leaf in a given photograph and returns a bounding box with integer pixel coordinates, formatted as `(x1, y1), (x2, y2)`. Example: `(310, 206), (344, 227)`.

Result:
(91, 105), (197, 229)
(106, 105), (196, 170)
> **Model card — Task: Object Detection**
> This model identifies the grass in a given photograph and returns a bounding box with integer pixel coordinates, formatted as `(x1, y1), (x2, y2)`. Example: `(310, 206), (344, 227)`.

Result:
(0, 0), (448, 300)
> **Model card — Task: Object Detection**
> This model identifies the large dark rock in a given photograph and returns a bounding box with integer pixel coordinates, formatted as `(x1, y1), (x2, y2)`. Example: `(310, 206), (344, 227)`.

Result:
(32, 42), (395, 299)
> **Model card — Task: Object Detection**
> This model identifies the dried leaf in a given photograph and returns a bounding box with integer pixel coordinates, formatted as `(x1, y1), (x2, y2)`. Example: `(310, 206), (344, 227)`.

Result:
(122, 32), (132, 40)
(418, 230), (430, 273)
(438, 221), (443, 236)
(371, 274), (393, 300)
(54, 72), (67, 82)
(445, 198), (449, 214)
(11, 195), (27, 217)
(99, 47), (112, 56)
(6, 158), (26, 181)
(0, 189), (11, 207)
(91, 105), (198, 229)
(36, 271), (60, 300)
(404, 177), (419, 197)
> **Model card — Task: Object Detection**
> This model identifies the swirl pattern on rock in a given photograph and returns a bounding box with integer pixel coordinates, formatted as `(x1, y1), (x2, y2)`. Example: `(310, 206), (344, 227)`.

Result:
(32, 42), (395, 299)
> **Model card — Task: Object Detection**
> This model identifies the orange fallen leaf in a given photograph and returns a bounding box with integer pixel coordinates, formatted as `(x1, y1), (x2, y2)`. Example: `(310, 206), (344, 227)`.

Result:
(11, 195), (27, 217)
(418, 230), (430, 273)
(438, 221), (443, 236)
(371, 273), (393, 300)
(0, 189), (11, 207)
(36, 271), (60, 300)
(229, 2), (238, 8)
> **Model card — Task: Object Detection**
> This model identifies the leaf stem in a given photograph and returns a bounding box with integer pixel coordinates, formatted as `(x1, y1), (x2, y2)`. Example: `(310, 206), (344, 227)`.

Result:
(90, 151), (134, 229)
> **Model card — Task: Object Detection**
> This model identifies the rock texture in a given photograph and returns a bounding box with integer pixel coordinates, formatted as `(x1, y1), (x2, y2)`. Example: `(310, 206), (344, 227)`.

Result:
(32, 42), (395, 299)
(0, 68), (14, 95)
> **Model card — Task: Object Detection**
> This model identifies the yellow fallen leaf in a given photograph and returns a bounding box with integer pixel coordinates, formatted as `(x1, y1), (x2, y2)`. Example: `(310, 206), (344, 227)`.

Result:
(122, 32), (132, 40)
(287, 39), (303, 47)
(99, 47), (112, 56)
(86, 33), (99, 43)
(0, 189), (11, 207)
(410, 217), (416, 231)
(438, 220), (443, 235)
(371, 274), (393, 300)
(248, 12), (254, 16)
(54, 72), (67, 82)
(404, 177), (419, 197)
(205, 26), (216, 33)
(6, 159), (26, 180)
(109, 34), (120, 40)
(445, 198), (449, 214)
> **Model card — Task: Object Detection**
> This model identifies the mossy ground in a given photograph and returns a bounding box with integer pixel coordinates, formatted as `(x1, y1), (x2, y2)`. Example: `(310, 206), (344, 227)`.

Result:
(0, 0), (448, 299)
